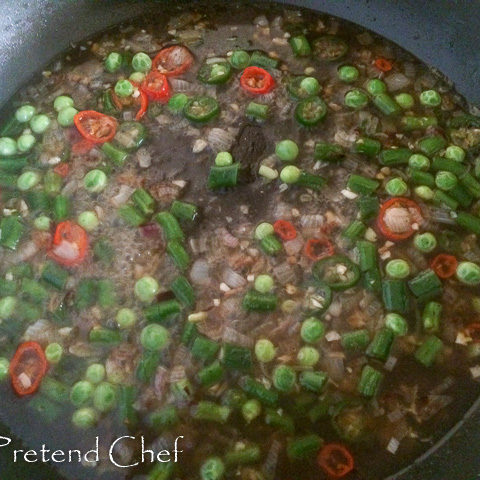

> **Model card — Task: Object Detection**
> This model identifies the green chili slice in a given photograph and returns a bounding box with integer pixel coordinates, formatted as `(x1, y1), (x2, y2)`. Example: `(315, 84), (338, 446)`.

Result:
(312, 255), (360, 290)
(184, 96), (220, 123)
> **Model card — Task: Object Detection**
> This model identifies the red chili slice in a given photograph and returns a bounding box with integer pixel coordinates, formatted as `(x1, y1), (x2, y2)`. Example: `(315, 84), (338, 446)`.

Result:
(10, 342), (48, 396)
(111, 83), (149, 121)
(430, 253), (458, 279)
(141, 71), (171, 103)
(374, 57), (393, 72)
(53, 163), (70, 178)
(304, 238), (335, 261)
(240, 66), (275, 95)
(48, 221), (89, 267)
(152, 45), (194, 77)
(135, 87), (149, 121)
(318, 443), (354, 478)
(73, 110), (117, 144)
(71, 139), (96, 155)
(377, 197), (423, 241)
(273, 220), (297, 241)
(466, 323), (480, 343)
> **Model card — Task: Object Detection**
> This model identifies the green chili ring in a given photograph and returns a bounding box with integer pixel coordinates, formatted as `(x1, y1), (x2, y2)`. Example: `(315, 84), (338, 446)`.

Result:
(184, 96), (220, 123)
(312, 35), (349, 61)
(312, 254), (361, 290)
(113, 121), (147, 152)
(302, 280), (332, 315)
(197, 61), (232, 85)
(295, 96), (327, 126)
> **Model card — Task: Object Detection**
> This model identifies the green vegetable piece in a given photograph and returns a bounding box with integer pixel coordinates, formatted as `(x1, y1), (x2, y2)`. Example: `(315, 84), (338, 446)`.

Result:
(72, 407), (98, 429)
(366, 327), (394, 361)
(197, 60), (232, 85)
(140, 324), (170, 351)
(408, 269), (442, 300)
(385, 259), (410, 279)
(287, 435), (323, 460)
(242, 289), (277, 311)
(200, 457), (225, 480)
(93, 382), (117, 412)
(299, 371), (328, 393)
(0, 215), (24, 250)
(456, 261), (480, 286)
(385, 313), (409, 336)
(312, 255), (360, 290)
(295, 96), (327, 126)
(105, 52), (123, 72)
(344, 89), (369, 109)
(341, 329), (370, 352)
(420, 89), (442, 107)
(132, 52), (152, 72)
(272, 365), (296, 393)
(70, 380), (94, 407)
(422, 301), (442, 333)
(132, 188), (156, 217)
(313, 35), (348, 61)
(191, 336), (220, 363)
(415, 335), (443, 367)
(222, 343), (252, 371)
(338, 65), (359, 83)
(358, 365), (383, 397)
(276, 139), (299, 162)
(134, 276), (160, 303)
(229, 50), (250, 69)
(41, 261), (68, 290)
(184, 96), (219, 123)
(347, 174), (379, 195)
(254, 339), (276, 363)
(301, 318), (325, 343)
(289, 35), (311, 56)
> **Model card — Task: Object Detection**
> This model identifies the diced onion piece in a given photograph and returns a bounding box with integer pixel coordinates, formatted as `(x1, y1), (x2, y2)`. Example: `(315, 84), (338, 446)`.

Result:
(386, 437), (400, 454)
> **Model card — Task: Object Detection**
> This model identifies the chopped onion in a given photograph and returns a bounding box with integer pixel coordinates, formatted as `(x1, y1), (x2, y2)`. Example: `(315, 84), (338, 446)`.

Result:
(51, 240), (79, 261)
(385, 73), (411, 91)
(140, 223), (160, 238)
(13, 241), (39, 262)
(384, 356), (398, 372)
(111, 185), (134, 207)
(356, 32), (373, 45)
(418, 395), (453, 421)
(219, 228), (239, 248)
(272, 262), (297, 285)
(470, 365), (480, 379)
(263, 440), (281, 477)
(325, 330), (341, 342)
(223, 327), (253, 347)
(190, 259), (210, 286)
(18, 372), (32, 390)
(207, 128), (236, 153)
(169, 365), (186, 383)
(386, 437), (400, 454)
(136, 148), (151, 168)
(169, 78), (204, 94)
(284, 236), (304, 256)
(324, 352), (345, 381)
(300, 214), (324, 232)
(61, 180), (78, 196)
(387, 409), (405, 423)
(431, 376), (454, 394)
(206, 56), (227, 64)
(429, 207), (456, 225)
(222, 267), (246, 289)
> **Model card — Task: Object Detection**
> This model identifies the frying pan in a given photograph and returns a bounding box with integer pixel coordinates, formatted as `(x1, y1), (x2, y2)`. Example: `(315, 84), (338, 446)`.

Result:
(0, 1), (479, 479)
